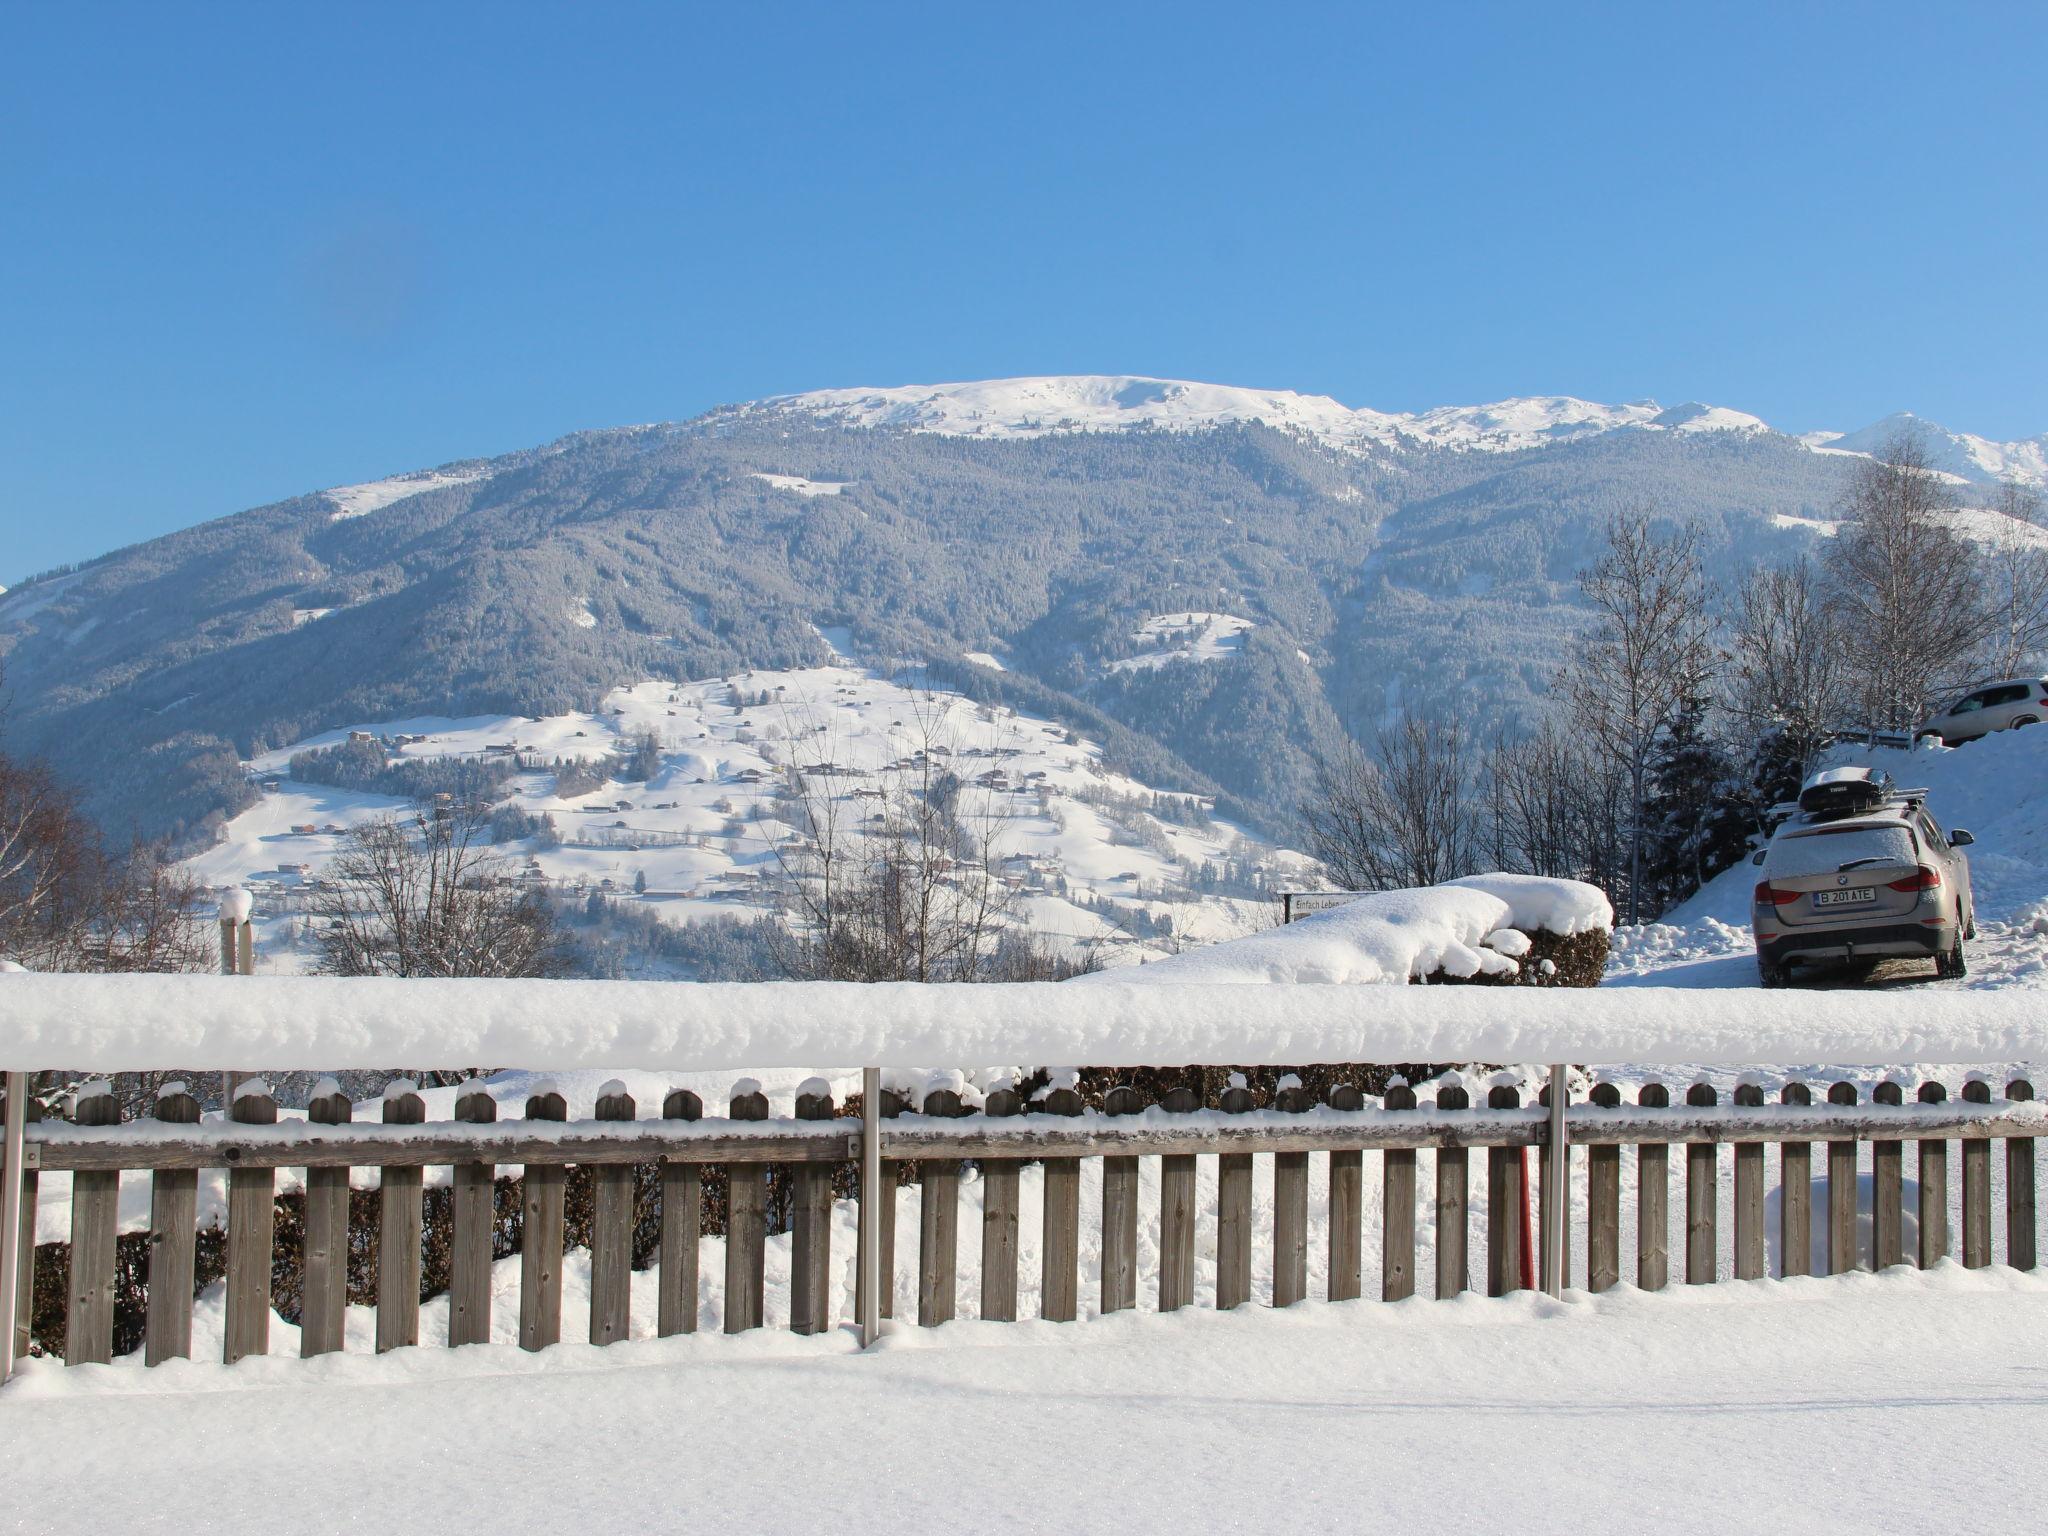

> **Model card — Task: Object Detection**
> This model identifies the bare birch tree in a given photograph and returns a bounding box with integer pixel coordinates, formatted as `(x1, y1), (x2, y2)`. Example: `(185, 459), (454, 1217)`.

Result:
(1726, 555), (1847, 775)
(1561, 508), (1717, 925)
(1303, 712), (1478, 891)
(1982, 477), (2048, 680)
(1822, 429), (1989, 731)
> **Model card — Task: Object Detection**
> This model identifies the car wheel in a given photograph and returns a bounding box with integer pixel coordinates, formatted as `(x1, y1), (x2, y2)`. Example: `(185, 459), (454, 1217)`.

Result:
(1758, 960), (1788, 989)
(1915, 732), (1943, 747)
(2014, 716), (2039, 730)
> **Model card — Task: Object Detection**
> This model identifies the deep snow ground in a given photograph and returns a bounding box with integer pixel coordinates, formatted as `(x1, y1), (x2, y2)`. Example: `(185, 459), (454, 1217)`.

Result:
(5, 1266), (2044, 1536)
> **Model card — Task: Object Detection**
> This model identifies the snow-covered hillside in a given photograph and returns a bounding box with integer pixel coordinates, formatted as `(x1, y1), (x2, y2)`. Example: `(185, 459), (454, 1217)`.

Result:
(192, 667), (1313, 974)
(1104, 612), (1254, 673)
(1610, 728), (2048, 990)
(743, 374), (2042, 482)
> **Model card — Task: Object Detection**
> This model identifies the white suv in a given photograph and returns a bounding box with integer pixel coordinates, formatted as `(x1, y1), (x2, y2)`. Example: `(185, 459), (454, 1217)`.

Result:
(1917, 677), (2048, 745)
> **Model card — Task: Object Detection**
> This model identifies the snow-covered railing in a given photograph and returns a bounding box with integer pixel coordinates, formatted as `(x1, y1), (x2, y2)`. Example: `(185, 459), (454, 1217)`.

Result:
(1, 974), (2044, 1382)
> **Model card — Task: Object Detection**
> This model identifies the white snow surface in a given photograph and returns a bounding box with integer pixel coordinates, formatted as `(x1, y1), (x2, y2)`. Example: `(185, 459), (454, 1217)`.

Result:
(324, 467), (489, 521)
(10, 967), (2048, 1071)
(748, 471), (848, 497)
(1104, 611), (1254, 673)
(1448, 872), (1612, 936)
(5, 1260), (2044, 1535)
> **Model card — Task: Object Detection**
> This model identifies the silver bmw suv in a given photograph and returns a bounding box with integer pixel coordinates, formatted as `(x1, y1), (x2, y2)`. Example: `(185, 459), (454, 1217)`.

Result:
(1751, 767), (1975, 986)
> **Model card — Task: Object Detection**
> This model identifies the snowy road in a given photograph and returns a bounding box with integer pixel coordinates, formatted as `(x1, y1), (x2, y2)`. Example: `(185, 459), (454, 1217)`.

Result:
(4, 1266), (2044, 1535)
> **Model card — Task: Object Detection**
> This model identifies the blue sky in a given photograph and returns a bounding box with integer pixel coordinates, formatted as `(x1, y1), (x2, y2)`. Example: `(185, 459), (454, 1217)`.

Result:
(4, 2), (2044, 580)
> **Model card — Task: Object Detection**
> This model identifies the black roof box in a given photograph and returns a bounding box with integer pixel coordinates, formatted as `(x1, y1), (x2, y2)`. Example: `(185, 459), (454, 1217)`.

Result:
(1797, 766), (1886, 817)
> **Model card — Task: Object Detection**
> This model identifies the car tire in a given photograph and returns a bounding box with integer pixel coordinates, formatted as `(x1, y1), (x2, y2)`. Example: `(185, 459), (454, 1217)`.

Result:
(1915, 732), (1943, 747)
(1758, 960), (1789, 989)
(2015, 717), (2039, 730)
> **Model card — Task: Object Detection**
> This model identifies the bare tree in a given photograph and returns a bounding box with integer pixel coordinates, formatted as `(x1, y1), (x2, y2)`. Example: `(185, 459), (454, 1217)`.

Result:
(1981, 477), (2048, 680)
(311, 805), (568, 978)
(1303, 712), (1478, 891)
(1726, 555), (1846, 776)
(1561, 508), (1717, 924)
(1822, 429), (1989, 732)
(1480, 720), (1623, 887)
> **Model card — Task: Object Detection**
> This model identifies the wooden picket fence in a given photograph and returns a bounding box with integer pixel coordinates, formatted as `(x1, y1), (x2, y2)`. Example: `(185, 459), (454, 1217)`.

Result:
(4, 1070), (2042, 1370)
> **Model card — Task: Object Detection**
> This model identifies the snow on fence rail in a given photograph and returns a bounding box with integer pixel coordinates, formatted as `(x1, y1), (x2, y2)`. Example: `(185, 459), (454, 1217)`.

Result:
(1, 1068), (2039, 1376)
(6, 972), (2048, 1068)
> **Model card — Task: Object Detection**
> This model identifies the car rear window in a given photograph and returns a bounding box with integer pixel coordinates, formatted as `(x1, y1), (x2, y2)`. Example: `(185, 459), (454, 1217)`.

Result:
(1766, 823), (1916, 878)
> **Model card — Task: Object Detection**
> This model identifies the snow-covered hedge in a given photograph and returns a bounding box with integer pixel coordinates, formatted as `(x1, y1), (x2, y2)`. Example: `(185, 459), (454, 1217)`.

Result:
(3, 970), (2047, 1069)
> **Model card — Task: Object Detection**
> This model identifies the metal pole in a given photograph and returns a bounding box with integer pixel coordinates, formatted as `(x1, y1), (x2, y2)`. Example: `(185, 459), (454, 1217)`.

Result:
(1, 1069), (26, 1384)
(859, 1065), (881, 1347)
(1542, 1062), (1568, 1298)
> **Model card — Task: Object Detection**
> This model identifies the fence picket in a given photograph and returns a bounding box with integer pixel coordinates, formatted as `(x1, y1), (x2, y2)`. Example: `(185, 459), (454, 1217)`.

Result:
(449, 1089), (496, 1348)
(917, 1088), (963, 1327)
(980, 1088), (1022, 1322)
(1039, 1086), (1083, 1322)
(1158, 1086), (1199, 1313)
(1272, 1080), (1312, 1308)
(1217, 1079), (1255, 1310)
(1872, 1080), (1904, 1270)
(519, 1088), (567, 1351)
(724, 1084), (768, 1334)
(224, 1084), (277, 1364)
(1827, 1081), (1860, 1276)
(299, 1084), (351, 1359)
(589, 1085), (636, 1345)
(1957, 1073), (1990, 1269)
(2010, 1079), (2037, 1270)
(377, 1084), (426, 1353)
(64, 1088), (120, 1366)
(1781, 1081), (1813, 1278)
(1732, 1082), (1764, 1281)
(659, 1089), (703, 1337)
(1917, 1081), (1949, 1269)
(1328, 1083), (1368, 1302)
(1100, 1087), (1141, 1315)
(1588, 1082), (1621, 1292)
(870, 1088), (906, 1322)
(1685, 1082), (1718, 1285)
(790, 1083), (834, 1336)
(1436, 1081), (1469, 1299)
(1486, 1083), (1523, 1297)
(1637, 1082), (1669, 1291)
(144, 1087), (201, 1366)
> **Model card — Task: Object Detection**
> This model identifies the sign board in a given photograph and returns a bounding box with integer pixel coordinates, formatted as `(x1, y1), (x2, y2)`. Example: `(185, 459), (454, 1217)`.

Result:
(1280, 890), (1366, 924)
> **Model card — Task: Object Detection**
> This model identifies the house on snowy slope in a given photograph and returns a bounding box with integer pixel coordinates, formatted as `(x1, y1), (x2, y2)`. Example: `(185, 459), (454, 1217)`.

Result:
(1085, 873), (1612, 987)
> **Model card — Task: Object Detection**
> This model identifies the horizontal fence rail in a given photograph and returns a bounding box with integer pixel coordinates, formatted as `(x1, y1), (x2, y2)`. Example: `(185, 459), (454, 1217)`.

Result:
(0, 1071), (2040, 1377)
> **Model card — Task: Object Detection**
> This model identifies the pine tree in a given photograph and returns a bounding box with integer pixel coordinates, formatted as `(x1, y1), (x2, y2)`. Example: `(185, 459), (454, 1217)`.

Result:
(1640, 695), (1750, 917)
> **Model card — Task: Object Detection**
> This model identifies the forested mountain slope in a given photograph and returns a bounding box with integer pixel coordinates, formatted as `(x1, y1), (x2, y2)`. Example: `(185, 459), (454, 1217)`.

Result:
(0, 386), (1870, 846)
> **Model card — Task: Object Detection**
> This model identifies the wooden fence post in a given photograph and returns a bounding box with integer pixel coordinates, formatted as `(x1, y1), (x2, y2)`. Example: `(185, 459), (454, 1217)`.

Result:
(1872, 1079), (1904, 1270)
(659, 1089), (703, 1337)
(1158, 1085), (1199, 1312)
(224, 1081), (277, 1364)
(299, 1081), (351, 1359)
(725, 1081), (768, 1334)
(1272, 1078), (1312, 1308)
(449, 1088), (496, 1347)
(1827, 1080), (1859, 1276)
(1039, 1084), (1083, 1322)
(1100, 1086), (1141, 1315)
(1781, 1080), (1813, 1278)
(1436, 1080), (1470, 1299)
(1486, 1081), (1523, 1297)
(1587, 1082), (1621, 1293)
(789, 1080), (835, 1336)
(917, 1086), (963, 1328)
(1956, 1078), (1990, 1268)
(1637, 1082), (1669, 1292)
(1685, 1082), (1717, 1285)
(64, 1085), (120, 1365)
(590, 1083), (637, 1345)
(2009, 1079), (2036, 1270)
(519, 1086), (567, 1351)
(1732, 1080), (1765, 1281)
(377, 1082), (426, 1353)
(864, 1087), (906, 1323)
(145, 1084), (201, 1365)
(1917, 1081), (1949, 1269)
(1216, 1077), (1255, 1310)
(980, 1088), (1022, 1322)
(1353, 1081), (1391, 1302)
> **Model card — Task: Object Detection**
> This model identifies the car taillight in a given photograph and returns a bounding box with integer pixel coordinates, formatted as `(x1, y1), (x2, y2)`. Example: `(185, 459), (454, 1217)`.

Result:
(1754, 881), (1802, 906)
(1887, 866), (1941, 892)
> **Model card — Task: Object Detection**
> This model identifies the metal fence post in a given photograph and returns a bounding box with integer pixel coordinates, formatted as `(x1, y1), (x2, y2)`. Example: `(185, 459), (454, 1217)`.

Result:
(1542, 1063), (1568, 1298)
(860, 1065), (881, 1347)
(1, 1067), (25, 1384)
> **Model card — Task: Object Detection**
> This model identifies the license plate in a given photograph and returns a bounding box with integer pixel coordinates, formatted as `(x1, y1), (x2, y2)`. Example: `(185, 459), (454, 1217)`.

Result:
(1813, 886), (1876, 908)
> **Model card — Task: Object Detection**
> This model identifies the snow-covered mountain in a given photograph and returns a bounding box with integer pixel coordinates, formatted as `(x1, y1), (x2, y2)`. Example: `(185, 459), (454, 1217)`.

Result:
(1805, 411), (2048, 488)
